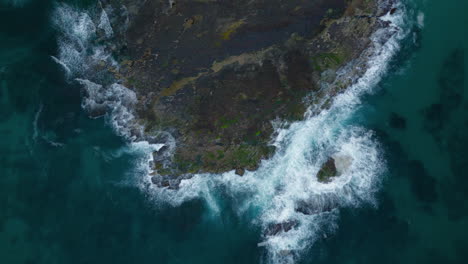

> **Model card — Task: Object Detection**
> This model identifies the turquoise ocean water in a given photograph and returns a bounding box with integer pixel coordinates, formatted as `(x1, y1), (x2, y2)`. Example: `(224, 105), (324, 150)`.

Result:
(0, 0), (467, 263)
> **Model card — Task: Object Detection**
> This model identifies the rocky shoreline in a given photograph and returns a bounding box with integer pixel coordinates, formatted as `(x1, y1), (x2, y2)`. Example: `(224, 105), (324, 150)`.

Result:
(53, 0), (403, 261)
(71, 0), (397, 188)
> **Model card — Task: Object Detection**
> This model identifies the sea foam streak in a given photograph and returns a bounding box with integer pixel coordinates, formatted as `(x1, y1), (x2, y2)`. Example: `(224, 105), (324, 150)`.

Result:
(53, 2), (408, 264)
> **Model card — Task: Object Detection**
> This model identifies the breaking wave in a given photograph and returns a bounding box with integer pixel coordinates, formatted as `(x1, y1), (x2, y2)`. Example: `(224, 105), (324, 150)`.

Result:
(53, 1), (409, 264)
(52, 3), (145, 143)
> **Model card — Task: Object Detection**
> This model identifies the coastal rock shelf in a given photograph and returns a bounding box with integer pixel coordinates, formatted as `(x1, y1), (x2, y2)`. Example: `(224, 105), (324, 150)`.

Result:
(84, 0), (394, 186)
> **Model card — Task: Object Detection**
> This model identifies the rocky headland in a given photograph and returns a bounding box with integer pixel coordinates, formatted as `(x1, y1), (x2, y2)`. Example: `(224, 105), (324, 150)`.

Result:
(81, 0), (396, 188)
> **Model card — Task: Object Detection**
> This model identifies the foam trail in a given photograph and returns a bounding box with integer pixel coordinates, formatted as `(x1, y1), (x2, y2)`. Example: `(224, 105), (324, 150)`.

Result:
(51, 56), (72, 75)
(417, 12), (425, 28)
(32, 103), (43, 142)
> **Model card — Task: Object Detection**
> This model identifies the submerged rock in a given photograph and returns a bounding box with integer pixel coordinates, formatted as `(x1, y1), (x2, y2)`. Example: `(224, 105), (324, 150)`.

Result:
(265, 220), (298, 236)
(389, 112), (407, 130)
(87, 104), (107, 118)
(295, 199), (337, 215)
(235, 168), (245, 176)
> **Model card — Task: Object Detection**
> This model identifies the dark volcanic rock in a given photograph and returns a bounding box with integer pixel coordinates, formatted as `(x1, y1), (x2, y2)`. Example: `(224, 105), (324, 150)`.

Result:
(266, 220), (298, 236)
(317, 157), (339, 183)
(295, 199), (337, 215)
(235, 167), (245, 176)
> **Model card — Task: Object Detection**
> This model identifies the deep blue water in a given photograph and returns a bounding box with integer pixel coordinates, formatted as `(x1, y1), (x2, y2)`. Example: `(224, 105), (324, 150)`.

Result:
(1, 0), (467, 263)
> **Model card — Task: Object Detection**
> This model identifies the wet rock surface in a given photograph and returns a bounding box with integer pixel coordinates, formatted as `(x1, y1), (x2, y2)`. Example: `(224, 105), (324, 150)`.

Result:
(295, 199), (337, 215)
(265, 220), (299, 236)
(317, 157), (339, 183)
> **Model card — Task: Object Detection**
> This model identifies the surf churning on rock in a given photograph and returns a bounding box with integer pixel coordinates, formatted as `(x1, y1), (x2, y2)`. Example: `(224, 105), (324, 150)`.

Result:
(52, 1), (408, 263)
(138, 4), (407, 262)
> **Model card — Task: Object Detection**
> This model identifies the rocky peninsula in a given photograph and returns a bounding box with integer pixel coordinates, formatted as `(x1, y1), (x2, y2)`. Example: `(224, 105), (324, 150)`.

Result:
(85, 0), (395, 188)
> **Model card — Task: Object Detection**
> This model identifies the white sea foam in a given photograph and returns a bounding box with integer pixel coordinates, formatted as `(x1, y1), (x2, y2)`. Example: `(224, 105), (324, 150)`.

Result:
(417, 11), (425, 28)
(52, 4), (116, 78)
(53, 4), (137, 140)
(74, 78), (141, 141)
(52, 5), (95, 76)
(53, 2), (408, 264)
(98, 10), (114, 38)
(51, 56), (72, 75)
(41, 130), (65, 147)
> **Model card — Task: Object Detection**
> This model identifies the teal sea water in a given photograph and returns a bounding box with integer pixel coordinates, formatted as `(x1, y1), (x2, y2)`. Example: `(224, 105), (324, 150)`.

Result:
(1, 0), (467, 263)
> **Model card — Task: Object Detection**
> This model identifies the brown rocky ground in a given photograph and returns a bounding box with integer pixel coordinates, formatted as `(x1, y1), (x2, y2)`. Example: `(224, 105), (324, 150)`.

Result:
(97, 0), (390, 186)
